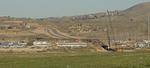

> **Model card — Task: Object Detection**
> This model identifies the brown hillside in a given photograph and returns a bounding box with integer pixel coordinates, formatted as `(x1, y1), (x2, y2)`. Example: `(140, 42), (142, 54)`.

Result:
(123, 2), (150, 17)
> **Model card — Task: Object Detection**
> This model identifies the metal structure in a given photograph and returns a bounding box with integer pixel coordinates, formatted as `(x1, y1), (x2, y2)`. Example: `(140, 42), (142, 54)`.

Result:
(106, 10), (115, 48)
(148, 16), (150, 41)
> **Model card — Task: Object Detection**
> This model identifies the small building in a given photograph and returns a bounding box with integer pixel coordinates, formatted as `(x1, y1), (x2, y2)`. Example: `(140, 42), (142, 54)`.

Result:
(33, 41), (50, 47)
(0, 42), (11, 48)
(56, 42), (87, 47)
(135, 41), (149, 48)
(0, 41), (25, 48)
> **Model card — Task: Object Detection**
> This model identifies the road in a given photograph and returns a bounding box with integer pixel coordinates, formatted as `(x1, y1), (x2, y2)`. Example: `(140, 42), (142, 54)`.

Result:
(31, 24), (99, 40)
(46, 27), (81, 39)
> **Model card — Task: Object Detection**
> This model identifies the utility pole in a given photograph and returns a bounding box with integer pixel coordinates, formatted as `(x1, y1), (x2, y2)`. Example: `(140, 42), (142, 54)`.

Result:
(106, 10), (115, 48)
(106, 25), (111, 47)
(148, 16), (150, 41)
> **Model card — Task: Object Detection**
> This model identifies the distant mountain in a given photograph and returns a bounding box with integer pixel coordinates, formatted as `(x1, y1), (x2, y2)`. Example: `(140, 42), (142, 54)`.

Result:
(44, 11), (121, 22)
(123, 2), (150, 17)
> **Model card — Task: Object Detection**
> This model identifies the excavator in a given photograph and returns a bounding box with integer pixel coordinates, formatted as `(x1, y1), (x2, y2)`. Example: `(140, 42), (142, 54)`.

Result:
(85, 39), (116, 52)
(101, 43), (116, 52)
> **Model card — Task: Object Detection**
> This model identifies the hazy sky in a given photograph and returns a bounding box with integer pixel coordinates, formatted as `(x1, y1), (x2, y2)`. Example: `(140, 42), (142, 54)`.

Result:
(0, 0), (150, 18)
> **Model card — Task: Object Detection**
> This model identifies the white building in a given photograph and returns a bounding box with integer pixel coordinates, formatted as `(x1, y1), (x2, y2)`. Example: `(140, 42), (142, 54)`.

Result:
(135, 42), (146, 48)
(134, 40), (150, 48)
(33, 41), (50, 47)
(56, 42), (87, 47)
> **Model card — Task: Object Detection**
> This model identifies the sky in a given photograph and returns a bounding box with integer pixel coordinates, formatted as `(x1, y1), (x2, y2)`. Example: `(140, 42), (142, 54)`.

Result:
(0, 0), (150, 18)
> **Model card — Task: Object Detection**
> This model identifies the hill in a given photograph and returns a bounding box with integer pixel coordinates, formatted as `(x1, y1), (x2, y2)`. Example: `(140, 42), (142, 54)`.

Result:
(43, 2), (150, 41)
(123, 2), (150, 17)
